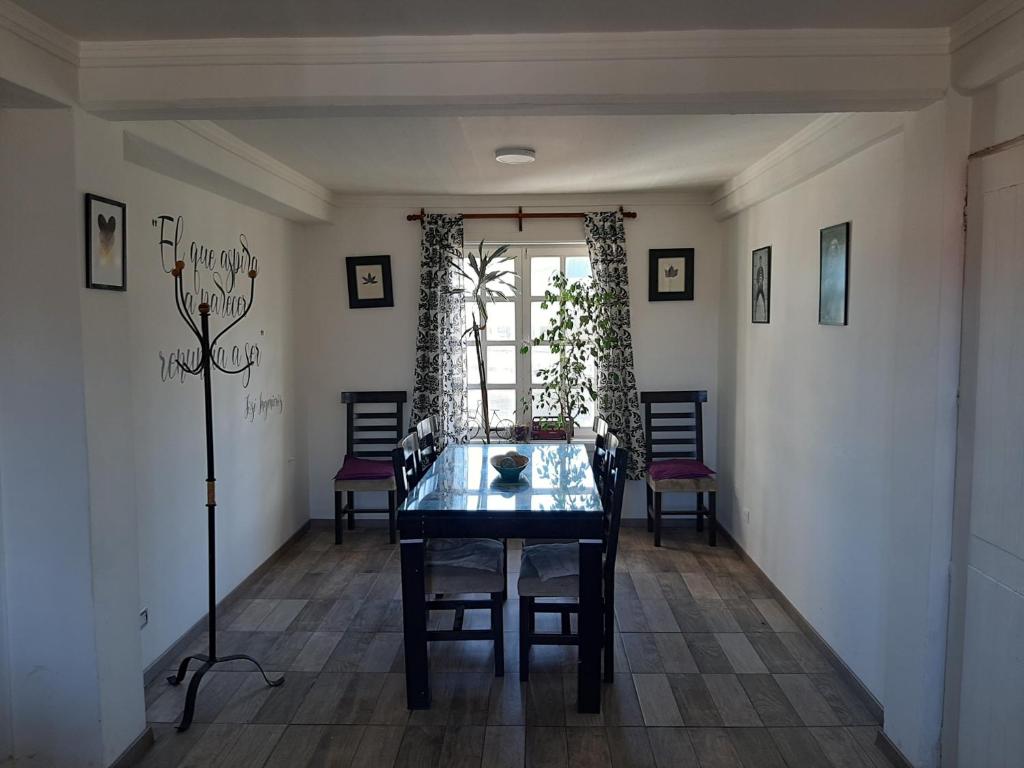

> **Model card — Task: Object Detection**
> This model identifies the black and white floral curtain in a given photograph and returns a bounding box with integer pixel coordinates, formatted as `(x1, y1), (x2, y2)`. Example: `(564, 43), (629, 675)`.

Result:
(584, 211), (646, 478)
(411, 214), (470, 445)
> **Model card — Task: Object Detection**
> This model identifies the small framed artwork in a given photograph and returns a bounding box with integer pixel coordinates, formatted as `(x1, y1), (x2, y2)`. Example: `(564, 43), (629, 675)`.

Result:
(819, 222), (850, 326)
(752, 246), (771, 324)
(649, 248), (694, 301)
(346, 255), (394, 309)
(85, 193), (127, 291)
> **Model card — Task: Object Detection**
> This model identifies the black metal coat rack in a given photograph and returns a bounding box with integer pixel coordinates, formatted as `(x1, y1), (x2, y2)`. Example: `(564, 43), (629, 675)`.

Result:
(164, 258), (283, 731)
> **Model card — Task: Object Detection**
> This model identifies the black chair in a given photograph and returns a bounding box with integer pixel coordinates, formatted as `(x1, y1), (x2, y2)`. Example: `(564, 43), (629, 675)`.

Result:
(518, 435), (629, 683)
(523, 415), (610, 550)
(392, 442), (506, 678)
(414, 415), (440, 472)
(591, 415), (611, 496)
(333, 391), (406, 545)
(642, 390), (717, 547)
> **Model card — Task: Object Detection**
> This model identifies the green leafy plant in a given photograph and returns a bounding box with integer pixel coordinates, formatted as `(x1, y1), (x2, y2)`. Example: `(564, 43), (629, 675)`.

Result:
(447, 240), (516, 443)
(520, 271), (615, 442)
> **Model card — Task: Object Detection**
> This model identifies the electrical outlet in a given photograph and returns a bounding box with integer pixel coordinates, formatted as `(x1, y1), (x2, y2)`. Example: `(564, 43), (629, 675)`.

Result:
(139, 609), (149, 629)
(744, 507), (751, 523)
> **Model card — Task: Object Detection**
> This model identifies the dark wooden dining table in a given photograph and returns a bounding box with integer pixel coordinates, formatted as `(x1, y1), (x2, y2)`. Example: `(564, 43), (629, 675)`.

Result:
(397, 442), (606, 713)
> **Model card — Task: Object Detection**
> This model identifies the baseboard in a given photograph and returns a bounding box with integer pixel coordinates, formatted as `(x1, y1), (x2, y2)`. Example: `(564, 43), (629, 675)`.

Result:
(109, 726), (153, 768)
(142, 520), (312, 687)
(715, 523), (886, 725)
(875, 729), (915, 768)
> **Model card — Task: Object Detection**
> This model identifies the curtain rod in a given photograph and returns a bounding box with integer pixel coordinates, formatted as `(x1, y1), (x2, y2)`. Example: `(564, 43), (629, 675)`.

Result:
(407, 206), (638, 232)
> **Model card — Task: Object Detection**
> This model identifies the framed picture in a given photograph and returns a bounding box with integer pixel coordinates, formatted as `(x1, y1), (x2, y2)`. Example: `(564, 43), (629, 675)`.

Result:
(85, 193), (127, 291)
(649, 248), (694, 301)
(346, 255), (394, 309)
(752, 246), (771, 324)
(819, 222), (850, 326)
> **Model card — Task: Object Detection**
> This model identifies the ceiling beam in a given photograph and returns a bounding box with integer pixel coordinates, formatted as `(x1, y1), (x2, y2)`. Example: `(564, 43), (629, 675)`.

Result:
(76, 29), (950, 120)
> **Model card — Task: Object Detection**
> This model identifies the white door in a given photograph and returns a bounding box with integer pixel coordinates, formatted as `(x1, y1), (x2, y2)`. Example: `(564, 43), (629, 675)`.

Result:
(948, 143), (1024, 767)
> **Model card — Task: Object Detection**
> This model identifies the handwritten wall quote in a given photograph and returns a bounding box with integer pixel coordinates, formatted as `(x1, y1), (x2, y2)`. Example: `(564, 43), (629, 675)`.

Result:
(153, 215), (283, 421)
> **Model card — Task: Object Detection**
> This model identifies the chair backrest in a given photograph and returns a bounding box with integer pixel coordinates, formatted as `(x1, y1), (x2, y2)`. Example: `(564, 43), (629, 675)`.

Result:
(591, 415), (610, 490)
(391, 432), (420, 505)
(640, 390), (707, 464)
(601, 437), (629, 581)
(415, 415), (440, 470)
(342, 391), (407, 459)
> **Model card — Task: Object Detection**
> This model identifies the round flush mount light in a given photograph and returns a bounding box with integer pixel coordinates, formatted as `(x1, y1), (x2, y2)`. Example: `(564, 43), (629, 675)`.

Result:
(495, 147), (536, 164)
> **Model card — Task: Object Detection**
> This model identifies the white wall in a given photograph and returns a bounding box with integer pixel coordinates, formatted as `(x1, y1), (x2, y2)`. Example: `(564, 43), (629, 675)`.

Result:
(73, 111), (307, 672)
(718, 100), (968, 768)
(0, 105), (307, 766)
(718, 135), (903, 699)
(0, 108), (105, 766)
(297, 195), (722, 519)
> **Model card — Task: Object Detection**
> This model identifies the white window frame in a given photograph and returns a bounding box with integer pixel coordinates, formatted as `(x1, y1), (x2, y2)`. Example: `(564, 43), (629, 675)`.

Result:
(463, 241), (595, 441)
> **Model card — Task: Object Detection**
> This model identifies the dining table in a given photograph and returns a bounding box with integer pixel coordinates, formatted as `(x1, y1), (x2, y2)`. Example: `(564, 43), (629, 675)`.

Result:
(397, 442), (606, 713)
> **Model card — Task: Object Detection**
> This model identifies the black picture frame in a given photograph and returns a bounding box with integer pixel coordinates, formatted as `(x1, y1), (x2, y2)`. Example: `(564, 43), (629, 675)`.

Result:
(818, 222), (850, 326)
(649, 248), (694, 301)
(346, 255), (394, 309)
(751, 246), (772, 324)
(84, 193), (127, 291)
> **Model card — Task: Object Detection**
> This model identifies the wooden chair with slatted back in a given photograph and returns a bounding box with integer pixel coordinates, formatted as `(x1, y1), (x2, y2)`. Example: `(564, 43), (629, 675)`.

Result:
(518, 435), (629, 683)
(415, 415), (440, 472)
(332, 390), (406, 545)
(591, 415), (611, 495)
(642, 390), (717, 547)
(392, 439), (506, 678)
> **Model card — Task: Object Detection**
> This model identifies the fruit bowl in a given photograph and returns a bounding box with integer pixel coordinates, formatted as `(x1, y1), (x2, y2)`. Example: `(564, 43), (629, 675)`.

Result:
(490, 451), (530, 483)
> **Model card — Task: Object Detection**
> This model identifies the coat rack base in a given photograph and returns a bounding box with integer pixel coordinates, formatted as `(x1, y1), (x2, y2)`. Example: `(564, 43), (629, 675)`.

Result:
(167, 652), (283, 731)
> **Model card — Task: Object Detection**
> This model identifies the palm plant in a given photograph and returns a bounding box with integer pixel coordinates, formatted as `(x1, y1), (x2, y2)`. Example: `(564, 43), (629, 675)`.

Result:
(447, 240), (517, 443)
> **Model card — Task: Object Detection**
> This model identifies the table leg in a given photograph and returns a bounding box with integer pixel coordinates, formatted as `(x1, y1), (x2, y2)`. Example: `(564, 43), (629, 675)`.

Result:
(400, 538), (430, 709)
(577, 538), (602, 714)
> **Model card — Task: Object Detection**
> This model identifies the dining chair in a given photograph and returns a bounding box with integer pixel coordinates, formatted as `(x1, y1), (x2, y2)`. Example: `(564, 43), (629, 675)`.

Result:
(517, 436), (629, 683)
(523, 415), (610, 550)
(332, 391), (406, 545)
(415, 415), (440, 472)
(642, 390), (717, 547)
(392, 443), (506, 677)
(591, 415), (610, 496)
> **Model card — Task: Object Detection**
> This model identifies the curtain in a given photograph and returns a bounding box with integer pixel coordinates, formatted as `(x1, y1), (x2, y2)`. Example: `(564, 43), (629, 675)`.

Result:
(411, 214), (469, 445)
(584, 211), (646, 478)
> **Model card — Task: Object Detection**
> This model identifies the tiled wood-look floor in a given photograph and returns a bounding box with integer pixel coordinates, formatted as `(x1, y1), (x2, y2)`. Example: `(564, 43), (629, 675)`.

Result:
(134, 525), (893, 768)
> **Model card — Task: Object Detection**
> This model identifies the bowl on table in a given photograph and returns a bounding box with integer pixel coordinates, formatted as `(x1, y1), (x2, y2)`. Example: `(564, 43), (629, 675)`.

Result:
(490, 451), (530, 483)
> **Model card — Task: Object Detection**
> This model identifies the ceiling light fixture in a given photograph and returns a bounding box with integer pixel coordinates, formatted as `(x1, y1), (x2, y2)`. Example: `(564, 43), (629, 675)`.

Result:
(495, 147), (536, 164)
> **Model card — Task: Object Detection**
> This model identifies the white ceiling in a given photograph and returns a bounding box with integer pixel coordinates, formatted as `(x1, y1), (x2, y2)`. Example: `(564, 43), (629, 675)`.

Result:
(216, 114), (819, 195)
(16, 0), (985, 40)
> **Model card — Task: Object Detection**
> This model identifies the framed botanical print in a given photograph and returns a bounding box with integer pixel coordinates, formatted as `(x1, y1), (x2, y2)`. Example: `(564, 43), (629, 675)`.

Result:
(819, 222), (850, 326)
(346, 255), (394, 309)
(649, 248), (694, 301)
(85, 193), (127, 291)
(752, 246), (771, 324)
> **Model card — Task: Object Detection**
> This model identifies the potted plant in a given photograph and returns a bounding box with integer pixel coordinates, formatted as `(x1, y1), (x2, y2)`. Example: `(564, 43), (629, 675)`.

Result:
(520, 271), (614, 443)
(447, 240), (517, 444)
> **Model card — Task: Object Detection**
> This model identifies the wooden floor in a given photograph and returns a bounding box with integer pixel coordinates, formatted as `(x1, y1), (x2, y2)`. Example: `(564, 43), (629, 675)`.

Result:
(134, 524), (894, 768)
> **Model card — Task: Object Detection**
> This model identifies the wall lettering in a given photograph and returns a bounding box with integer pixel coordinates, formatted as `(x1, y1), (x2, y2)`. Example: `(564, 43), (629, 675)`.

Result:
(154, 215), (266, 397)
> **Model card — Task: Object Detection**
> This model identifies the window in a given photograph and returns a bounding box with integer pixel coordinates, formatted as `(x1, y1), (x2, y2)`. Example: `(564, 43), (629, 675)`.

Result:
(463, 243), (594, 439)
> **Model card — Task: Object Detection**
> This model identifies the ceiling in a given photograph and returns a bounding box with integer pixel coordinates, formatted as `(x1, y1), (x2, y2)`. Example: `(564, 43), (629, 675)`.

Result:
(17, 0), (985, 40)
(216, 114), (819, 195)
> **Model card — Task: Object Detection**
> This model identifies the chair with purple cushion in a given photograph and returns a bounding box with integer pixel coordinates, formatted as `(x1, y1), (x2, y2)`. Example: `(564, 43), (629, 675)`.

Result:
(333, 390), (406, 545)
(642, 390), (717, 547)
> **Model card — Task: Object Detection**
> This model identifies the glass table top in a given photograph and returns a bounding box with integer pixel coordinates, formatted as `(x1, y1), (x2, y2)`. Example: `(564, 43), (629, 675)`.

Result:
(398, 443), (603, 515)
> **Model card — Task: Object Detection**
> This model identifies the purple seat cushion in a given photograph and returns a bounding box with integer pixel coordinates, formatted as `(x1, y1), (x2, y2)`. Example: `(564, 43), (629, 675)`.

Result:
(648, 458), (715, 481)
(335, 456), (394, 481)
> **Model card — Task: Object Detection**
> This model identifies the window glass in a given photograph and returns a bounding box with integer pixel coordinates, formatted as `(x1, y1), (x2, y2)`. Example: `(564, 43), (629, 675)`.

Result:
(486, 346), (516, 385)
(531, 257), (559, 296)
